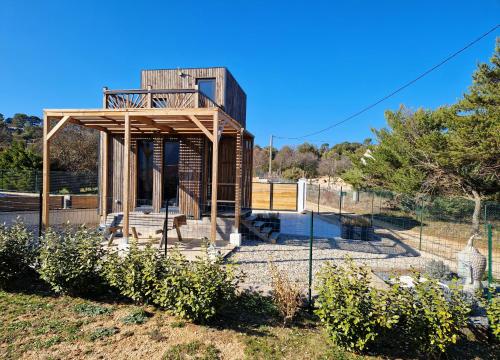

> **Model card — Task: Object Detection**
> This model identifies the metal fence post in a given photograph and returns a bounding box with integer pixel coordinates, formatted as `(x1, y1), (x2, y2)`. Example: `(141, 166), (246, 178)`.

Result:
(317, 184), (320, 213)
(163, 201), (169, 257)
(418, 198), (424, 251)
(487, 223), (493, 291)
(38, 188), (43, 238)
(308, 211), (314, 309)
(370, 191), (375, 226)
(339, 186), (343, 219)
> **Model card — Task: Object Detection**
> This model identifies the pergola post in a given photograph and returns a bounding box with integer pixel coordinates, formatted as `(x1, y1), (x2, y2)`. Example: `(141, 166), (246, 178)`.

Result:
(42, 113), (50, 229)
(234, 128), (243, 231)
(210, 111), (219, 243)
(122, 112), (131, 245)
(230, 128), (244, 247)
(100, 132), (109, 222)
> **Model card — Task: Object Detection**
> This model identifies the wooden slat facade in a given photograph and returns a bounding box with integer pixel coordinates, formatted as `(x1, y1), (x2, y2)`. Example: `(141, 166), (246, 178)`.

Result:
(141, 67), (246, 126)
(103, 133), (252, 219)
(43, 67), (253, 236)
(178, 136), (204, 219)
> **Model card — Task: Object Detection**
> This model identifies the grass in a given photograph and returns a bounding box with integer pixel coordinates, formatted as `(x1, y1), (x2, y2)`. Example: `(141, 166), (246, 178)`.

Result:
(0, 288), (498, 359)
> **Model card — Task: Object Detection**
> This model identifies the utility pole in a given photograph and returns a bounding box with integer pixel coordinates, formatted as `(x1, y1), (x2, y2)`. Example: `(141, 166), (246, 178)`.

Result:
(268, 135), (273, 178)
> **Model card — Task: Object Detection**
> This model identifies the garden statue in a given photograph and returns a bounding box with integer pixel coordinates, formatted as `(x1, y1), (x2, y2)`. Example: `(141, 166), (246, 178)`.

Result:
(457, 234), (486, 292)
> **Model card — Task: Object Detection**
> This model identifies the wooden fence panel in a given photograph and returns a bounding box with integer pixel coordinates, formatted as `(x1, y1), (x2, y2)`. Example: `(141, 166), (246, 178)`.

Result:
(272, 183), (298, 211)
(250, 182), (298, 211)
(251, 183), (271, 209)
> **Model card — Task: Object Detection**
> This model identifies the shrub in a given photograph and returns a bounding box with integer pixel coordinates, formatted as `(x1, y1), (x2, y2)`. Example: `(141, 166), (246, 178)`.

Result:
(38, 226), (105, 295)
(101, 242), (166, 304)
(153, 252), (238, 323)
(0, 221), (37, 288)
(315, 259), (470, 355)
(269, 262), (303, 325)
(381, 275), (470, 354)
(315, 259), (380, 352)
(487, 294), (500, 341)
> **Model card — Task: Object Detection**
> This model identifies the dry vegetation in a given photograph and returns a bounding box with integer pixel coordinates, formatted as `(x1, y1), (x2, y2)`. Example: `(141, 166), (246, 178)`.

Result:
(0, 288), (371, 360)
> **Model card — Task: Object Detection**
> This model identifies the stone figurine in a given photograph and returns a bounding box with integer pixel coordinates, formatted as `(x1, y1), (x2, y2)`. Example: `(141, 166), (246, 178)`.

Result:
(457, 234), (487, 292)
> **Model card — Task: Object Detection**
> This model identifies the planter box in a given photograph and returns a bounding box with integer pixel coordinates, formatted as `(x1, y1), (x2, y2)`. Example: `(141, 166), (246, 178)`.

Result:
(340, 217), (374, 241)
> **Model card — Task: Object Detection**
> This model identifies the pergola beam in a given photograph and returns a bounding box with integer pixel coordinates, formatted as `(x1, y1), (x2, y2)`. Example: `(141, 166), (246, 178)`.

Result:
(186, 115), (213, 142)
(46, 115), (71, 141)
(132, 116), (175, 133)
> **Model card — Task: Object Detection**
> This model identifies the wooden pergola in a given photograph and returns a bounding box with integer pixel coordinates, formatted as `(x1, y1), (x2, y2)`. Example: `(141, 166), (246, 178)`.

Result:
(42, 107), (246, 242)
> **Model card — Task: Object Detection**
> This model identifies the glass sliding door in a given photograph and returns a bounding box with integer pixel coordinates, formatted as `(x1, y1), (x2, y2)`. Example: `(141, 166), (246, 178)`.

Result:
(136, 140), (154, 206)
(163, 140), (180, 207)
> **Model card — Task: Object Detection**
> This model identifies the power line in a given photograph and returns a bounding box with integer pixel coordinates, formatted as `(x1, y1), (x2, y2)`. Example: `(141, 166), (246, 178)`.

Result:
(274, 25), (499, 140)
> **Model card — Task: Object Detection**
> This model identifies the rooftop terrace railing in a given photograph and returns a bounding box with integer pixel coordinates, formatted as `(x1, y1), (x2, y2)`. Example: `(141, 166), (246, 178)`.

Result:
(103, 87), (219, 110)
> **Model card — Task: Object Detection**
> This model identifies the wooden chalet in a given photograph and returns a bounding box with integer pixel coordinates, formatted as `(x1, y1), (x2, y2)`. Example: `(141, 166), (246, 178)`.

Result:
(42, 67), (254, 242)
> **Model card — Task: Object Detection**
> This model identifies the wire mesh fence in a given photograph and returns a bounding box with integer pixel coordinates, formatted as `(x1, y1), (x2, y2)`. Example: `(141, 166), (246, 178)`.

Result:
(1, 169), (497, 290)
(305, 183), (499, 279)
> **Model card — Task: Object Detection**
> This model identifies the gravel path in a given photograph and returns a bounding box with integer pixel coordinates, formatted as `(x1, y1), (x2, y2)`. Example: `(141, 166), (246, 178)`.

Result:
(228, 233), (436, 293)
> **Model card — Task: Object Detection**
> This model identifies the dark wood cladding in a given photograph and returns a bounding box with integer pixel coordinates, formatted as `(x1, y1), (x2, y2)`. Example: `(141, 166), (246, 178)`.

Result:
(218, 137), (236, 201)
(225, 69), (247, 128)
(178, 136), (204, 219)
(141, 68), (225, 107)
(141, 67), (246, 126)
(242, 136), (253, 208)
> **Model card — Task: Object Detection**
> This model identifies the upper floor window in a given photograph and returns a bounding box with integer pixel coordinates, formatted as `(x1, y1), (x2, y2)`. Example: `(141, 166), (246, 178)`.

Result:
(196, 78), (216, 102)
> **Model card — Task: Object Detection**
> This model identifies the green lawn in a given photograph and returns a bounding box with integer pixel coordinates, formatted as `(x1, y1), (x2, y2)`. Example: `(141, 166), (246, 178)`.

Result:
(0, 287), (497, 359)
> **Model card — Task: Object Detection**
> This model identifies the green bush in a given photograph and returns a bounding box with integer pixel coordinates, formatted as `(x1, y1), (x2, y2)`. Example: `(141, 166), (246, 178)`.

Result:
(101, 242), (166, 304)
(315, 259), (380, 352)
(379, 276), (470, 354)
(153, 252), (238, 323)
(315, 259), (470, 354)
(38, 226), (104, 295)
(487, 294), (500, 341)
(0, 221), (37, 288)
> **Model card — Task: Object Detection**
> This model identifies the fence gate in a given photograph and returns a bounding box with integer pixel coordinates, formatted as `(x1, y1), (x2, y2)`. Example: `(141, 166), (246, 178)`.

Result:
(251, 182), (298, 211)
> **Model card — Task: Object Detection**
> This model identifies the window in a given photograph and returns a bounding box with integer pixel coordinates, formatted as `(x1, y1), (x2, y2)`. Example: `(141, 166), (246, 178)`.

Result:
(137, 140), (154, 206)
(163, 140), (180, 207)
(196, 78), (216, 102)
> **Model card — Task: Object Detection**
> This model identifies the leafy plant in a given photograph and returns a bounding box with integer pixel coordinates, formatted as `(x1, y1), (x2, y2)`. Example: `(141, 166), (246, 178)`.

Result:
(0, 221), (37, 288)
(163, 341), (220, 360)
(153, 252), (239, 323)
(424, 260), (453, 281)
(88, 327), (118, 341)
(487, 294), (500, 341)
(269, 262), (303, 325)
(73, 303), (112, 317)
(315, 259), (470, 354)
(121, 309), (150, 325)
(38, 226), (105, 296)
(380, 275), (470, 354)
(101, 242), (166, 304)
(315, 258), (380, 352)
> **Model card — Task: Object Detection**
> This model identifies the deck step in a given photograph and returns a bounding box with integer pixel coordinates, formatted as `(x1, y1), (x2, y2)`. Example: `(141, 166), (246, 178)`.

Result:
(253, 221), (266, 229)
(245, 214), (257, 222)
(260, 226), (273, 236)
(269, 232), (280, 244)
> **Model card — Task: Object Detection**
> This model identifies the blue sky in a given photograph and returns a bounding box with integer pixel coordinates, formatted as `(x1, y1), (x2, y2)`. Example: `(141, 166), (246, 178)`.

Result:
(0, 0), (498, 147)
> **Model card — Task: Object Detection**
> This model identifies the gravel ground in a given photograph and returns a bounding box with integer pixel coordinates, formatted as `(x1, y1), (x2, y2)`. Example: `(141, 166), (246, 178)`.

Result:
(228, 233), (437, 293)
